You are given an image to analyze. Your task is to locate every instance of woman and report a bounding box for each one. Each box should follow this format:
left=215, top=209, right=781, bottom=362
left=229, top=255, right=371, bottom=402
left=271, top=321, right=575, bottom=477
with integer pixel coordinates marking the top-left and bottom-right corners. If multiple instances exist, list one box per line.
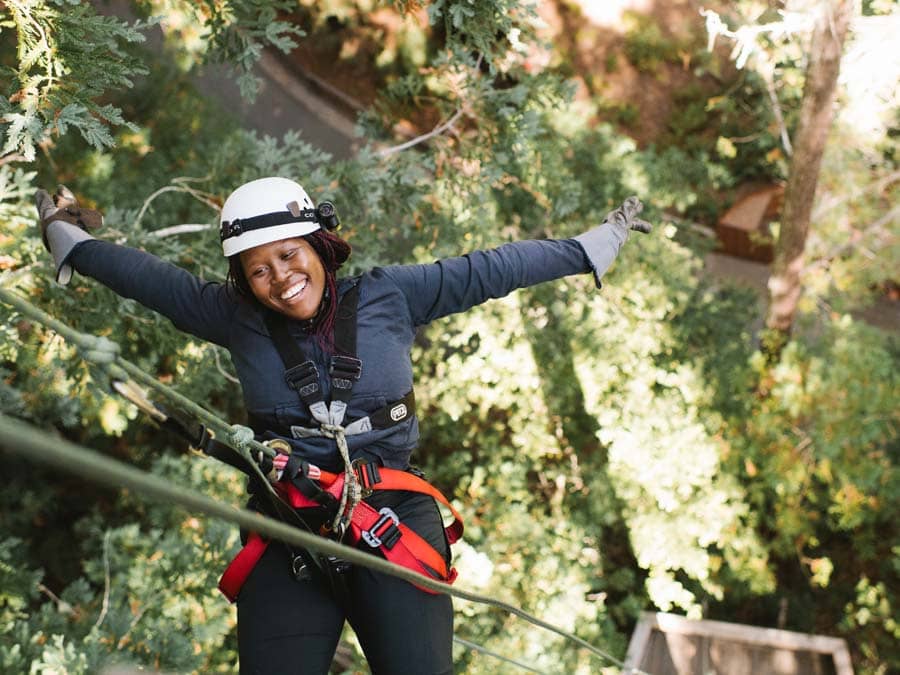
left=35, top=177, right=651, bottom=674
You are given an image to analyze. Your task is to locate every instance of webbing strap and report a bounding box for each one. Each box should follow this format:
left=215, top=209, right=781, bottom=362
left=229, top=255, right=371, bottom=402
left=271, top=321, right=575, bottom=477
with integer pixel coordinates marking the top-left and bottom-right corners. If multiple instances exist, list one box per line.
left=219, top=532, right=268, bottom=602
left=280, top=465, right=463, bottom=577
left=325, top=283, right=360, bottom=415
left=219, top=464, right=462, bottom=599
left=264, top=282, right=361, bottom=424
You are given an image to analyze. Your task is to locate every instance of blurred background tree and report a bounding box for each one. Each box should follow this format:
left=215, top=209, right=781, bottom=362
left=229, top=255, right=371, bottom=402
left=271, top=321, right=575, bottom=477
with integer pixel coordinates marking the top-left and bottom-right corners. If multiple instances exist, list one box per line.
left=1, top=0, right=897, bottom=673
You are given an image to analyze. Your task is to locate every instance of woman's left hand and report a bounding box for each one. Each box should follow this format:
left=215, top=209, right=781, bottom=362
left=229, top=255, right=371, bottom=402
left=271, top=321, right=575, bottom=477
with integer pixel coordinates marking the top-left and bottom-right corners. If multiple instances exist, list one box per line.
left=606, top=196, right=652, bottom=235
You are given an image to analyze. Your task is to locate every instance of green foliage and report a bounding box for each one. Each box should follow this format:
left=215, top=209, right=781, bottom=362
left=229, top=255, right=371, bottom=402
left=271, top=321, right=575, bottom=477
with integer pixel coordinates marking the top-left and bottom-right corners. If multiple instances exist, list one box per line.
left=424, top=0, right=542, bottom=69
left=135, top=0, right=304, bottom=99
left=0, top=1, right=150, bottom=160
left=728, top=318, right=900, bottom=670
left=0, top=457, right=242, bottom=673
left=0, top=0, right=303, bottom=162
left=801, top=126, right=900, bottom=312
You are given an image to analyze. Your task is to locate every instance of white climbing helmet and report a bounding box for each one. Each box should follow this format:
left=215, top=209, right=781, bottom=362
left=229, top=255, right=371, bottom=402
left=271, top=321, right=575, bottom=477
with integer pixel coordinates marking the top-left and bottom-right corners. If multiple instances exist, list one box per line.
left=219, top=177, right=320, bottom=257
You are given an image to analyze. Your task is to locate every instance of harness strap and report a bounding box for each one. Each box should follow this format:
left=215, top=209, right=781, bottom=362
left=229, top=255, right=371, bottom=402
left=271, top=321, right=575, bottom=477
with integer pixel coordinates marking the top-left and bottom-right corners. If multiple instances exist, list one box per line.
left=264, top=283, right=361, bottom=427
left=219, top=532, right=268, bottom=602
left=287, top=464, right=462, bottom=584
left=289, top=389, right=416, bottom=438
left=218, top=463, right=462, bottom=601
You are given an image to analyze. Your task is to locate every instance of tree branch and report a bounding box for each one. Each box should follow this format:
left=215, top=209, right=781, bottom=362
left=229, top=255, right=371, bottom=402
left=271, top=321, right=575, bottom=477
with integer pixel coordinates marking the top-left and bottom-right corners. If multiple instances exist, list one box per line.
left=213, top=346, right=239, bottom=384
left=806, top=203, right=900, bottom=271
left=37, top=582, right=74, bottom=615
left=133, top=177, right=219, bottom=228
left=813, top=170, right=900, bottom=220
left=762, top=65, right=793, bottom=157
left=92, top=530, right=112, bottom=632
left=376, top=108, right=465, bottom=158
left=0, top=153, right=27, bottom=166
left=149, top=224, right=213, bottom=238
left=376, top=55, right=483, bottom=158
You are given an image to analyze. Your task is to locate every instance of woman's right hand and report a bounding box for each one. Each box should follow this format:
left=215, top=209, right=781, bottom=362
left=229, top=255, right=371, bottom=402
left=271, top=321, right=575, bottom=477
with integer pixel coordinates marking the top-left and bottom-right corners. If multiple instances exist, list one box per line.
left=256, top=448, right=290, bottom=483
left=34, top=185, right=103, bottom=285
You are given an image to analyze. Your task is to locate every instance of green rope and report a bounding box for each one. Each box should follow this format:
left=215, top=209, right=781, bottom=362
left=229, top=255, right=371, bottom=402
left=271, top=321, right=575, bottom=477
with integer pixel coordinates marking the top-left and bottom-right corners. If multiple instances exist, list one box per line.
left=0, top=288, right=271, bottom=455
left=0, top=287, right=643, bottom=673
left=453, top=636, right=549, bottom=674
left=0, top=414, right=640, bottom=673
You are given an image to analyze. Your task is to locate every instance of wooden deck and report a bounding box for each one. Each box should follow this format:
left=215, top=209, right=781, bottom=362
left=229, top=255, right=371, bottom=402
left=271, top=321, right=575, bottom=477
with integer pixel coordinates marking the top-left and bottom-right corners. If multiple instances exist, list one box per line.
left=624, top=612, right=853, bottom=675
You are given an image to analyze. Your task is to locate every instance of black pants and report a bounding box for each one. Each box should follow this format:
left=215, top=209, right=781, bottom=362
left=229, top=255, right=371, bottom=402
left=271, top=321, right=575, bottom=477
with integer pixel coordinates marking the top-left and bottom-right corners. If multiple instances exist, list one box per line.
left=236, top=491, right=454, bottom=674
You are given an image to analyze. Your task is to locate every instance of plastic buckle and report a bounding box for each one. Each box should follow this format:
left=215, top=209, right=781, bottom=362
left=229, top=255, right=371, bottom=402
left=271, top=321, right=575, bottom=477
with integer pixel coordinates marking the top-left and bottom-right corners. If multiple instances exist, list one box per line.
left=330, top=355, right=362, bottom=390
left=351, top=458, right=381, bottom=497
left=361, top=507, right=401, bottom=550
left=284, top=360, right=319, bottom=398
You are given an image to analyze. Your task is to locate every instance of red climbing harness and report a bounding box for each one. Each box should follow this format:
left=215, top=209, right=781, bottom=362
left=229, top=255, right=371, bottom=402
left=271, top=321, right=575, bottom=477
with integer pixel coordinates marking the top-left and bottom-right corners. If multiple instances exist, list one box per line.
left=219, top=460, right=463, bottom=601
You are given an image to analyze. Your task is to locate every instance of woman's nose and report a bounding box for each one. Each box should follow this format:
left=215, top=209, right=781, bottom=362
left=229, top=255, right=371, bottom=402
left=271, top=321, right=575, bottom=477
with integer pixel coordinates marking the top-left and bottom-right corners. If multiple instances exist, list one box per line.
left=271, top=260, right=290, bottom=281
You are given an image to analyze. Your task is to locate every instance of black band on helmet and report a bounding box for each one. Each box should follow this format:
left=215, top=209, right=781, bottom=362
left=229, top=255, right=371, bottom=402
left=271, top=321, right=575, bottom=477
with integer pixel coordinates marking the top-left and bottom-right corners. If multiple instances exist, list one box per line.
left=220, top=203, right=340, bottom=242
left=220, top=208, right=318, bottom=242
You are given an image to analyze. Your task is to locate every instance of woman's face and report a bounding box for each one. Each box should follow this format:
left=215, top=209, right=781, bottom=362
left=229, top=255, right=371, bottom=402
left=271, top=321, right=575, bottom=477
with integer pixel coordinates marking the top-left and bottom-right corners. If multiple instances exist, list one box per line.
left=240, top=237, right=326, bottom=320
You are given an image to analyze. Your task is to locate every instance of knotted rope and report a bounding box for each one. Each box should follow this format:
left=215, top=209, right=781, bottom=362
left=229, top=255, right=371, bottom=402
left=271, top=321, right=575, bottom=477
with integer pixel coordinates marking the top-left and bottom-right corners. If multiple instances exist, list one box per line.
left=319, top=422, right=362, bottom=535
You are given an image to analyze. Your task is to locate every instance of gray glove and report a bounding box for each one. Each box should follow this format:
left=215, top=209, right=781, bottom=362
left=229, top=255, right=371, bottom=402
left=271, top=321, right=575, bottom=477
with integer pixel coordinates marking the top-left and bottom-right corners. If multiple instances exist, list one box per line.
left=574, top=196, right=652, bottom=288
left=35, top=186, right=102, bottom=285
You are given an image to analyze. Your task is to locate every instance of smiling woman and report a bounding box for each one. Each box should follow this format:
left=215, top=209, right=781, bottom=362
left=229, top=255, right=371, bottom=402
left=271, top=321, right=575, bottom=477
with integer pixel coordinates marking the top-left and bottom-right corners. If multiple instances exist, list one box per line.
left=241, top=238, right=327, bottom=320
left=222, top=177, right=352, bottom=339
left=34, top=176, right=651, bottom=674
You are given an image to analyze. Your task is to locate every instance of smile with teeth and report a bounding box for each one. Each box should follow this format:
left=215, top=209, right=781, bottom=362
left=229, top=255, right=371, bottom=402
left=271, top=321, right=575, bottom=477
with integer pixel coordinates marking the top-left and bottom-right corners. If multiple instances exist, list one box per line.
left=280, top=279, right=308, bottom=301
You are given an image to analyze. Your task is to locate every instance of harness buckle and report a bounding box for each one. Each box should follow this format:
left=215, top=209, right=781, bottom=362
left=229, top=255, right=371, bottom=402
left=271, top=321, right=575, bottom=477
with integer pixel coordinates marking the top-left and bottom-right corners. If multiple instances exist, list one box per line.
left=361, top=507, right=401, bottom=550
left=351, top=458, right=381, bottom=497
left=284, top=360, right=319, bottom=398
left=329, top=355, right=362, bottom=390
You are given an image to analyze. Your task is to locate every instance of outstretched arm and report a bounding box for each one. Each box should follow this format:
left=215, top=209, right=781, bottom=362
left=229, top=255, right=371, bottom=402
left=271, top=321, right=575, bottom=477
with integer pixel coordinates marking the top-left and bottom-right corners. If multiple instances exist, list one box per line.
left=35, top=187, right=237, bottom=346
left=382, top=197, right=653, bottom=326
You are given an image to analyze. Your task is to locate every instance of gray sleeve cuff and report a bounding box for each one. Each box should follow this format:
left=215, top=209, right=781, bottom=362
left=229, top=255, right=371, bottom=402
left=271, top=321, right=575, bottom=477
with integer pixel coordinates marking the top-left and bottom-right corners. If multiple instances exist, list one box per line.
left=573, top=222, right=628, bottom=289
left=45, top=220, right=96, bottom=285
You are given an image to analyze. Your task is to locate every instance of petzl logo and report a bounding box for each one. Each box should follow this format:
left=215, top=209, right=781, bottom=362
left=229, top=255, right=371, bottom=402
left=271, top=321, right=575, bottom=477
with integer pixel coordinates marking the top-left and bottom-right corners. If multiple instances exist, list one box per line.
left=390, top=404, right=408, bottom=421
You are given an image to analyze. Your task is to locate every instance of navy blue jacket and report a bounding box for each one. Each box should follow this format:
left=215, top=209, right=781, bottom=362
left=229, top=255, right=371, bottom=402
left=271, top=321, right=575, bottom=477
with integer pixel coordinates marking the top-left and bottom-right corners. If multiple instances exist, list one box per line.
left=70, top=236, right=605, bottom=471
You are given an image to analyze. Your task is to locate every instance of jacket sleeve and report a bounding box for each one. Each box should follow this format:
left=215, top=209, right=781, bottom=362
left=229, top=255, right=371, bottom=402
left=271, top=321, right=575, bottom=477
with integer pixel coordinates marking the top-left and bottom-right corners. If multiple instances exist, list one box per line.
left=67, top=239, right=238, bottom=347
left=379, top=238, right=595, bottom=326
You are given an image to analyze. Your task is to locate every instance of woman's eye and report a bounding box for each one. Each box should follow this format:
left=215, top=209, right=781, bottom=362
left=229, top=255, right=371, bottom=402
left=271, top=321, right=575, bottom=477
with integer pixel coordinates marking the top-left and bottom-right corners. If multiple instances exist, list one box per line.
left=251, top=267, right=266, bottom=278
left=282, top=249, right=296, bottom=260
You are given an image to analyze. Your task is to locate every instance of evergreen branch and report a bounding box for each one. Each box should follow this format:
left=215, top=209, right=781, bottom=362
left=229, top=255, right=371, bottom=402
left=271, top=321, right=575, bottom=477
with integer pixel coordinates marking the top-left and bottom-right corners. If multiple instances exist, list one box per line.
left=1, top=2, right=150, bottom=157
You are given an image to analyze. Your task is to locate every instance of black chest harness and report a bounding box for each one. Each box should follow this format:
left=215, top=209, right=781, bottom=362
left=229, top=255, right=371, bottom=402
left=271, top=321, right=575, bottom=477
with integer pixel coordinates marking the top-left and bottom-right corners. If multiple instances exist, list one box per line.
left=216, top=279, right=463, bottom=602
left=259, top=280, right=415, bottom=440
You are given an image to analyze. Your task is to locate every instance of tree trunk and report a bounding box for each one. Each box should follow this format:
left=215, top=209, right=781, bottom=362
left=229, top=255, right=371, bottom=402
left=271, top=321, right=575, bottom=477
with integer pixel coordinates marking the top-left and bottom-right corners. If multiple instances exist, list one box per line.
left=765, top=0, right=854, bottom=342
